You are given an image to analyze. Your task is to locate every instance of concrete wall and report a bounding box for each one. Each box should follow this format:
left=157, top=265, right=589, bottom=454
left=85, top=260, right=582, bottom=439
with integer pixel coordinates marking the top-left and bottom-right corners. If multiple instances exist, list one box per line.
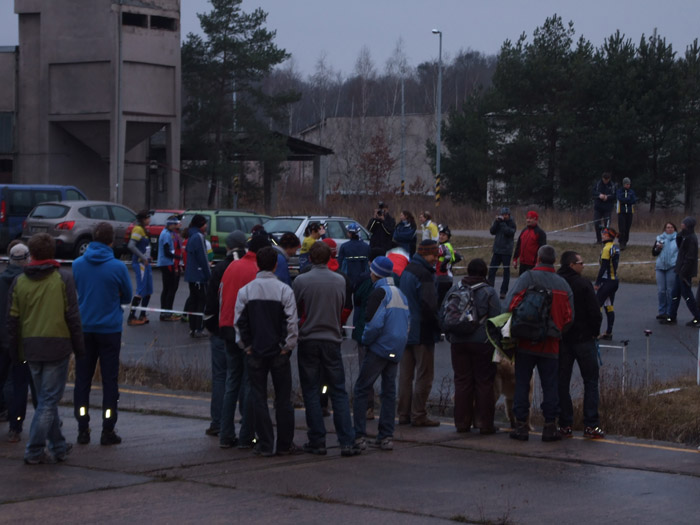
left=0, top=50, right=16, bottom=112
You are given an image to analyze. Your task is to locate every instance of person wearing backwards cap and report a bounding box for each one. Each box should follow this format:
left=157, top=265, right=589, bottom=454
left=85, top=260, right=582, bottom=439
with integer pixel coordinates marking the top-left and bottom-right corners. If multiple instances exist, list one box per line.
left=157, top=216, right=183, bottom=321
left=398, top=239, right=441, bottom=427
left=512, top=211, right=547, bottom=276
left=353, top=256, right=410, bottom=451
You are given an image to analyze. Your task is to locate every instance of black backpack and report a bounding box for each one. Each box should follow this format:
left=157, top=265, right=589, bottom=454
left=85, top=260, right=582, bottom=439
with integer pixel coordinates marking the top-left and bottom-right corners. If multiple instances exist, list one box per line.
left=440, top=282, right=488, bottom=336
left=510, top=285, right=553, bottom=342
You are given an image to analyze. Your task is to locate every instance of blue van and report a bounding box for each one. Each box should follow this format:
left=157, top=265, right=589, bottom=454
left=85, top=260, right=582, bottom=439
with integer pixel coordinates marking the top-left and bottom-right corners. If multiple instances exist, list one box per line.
left=0, top=184, right=88, bottom=253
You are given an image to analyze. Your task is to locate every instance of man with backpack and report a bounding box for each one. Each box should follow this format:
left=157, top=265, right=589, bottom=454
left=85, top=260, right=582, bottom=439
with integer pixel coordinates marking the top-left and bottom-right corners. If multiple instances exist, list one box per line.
left=506, top=245, right=573, bottom=442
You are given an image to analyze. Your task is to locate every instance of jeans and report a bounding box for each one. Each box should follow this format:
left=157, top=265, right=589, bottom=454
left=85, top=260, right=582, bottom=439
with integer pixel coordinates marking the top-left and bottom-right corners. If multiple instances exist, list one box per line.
left=160, top=266, right=180, bottom=311
left=398, top=343, right=435, bottom=423
left=298, top=340, right=355, bottom=447
left=219, top=340, right=254, bottom=445
left=656, top=268, right=675, bottom=316
left=9, top=362, right=37, bottom=433
left=487, top=253, right=511, bottom=295
left=513, top=352, right=559, bottom=423
left=558, top=339, right=600, bottom=428
left=209, top=333, right=227, bottom=430
left=670, top=274, right=700, bottom=321
left=450, top=342, right=496, bottom=431
left=247, top=352, right=295, bottom=453
left=356, top=344, right=375, bottom=411
left=593, top=208, right=612, bottom=244
left=26, top=357, right=70, bottom=461
left=353, top=350, right=398, bottom=440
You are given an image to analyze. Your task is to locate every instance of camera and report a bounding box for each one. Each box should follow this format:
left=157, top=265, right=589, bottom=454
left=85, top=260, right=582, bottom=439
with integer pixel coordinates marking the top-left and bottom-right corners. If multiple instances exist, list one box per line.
left=376, top=209, right=383, bottom=217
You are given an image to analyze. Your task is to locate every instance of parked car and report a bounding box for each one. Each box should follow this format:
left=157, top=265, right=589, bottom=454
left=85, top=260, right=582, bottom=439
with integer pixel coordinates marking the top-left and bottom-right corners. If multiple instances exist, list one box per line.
left=22, top=200, right=136, bottom=259
left=180, top=209, right=270, bottom=258
left=0, top=184, right=87, bottom=253
left=262, top=215, right=371, bottom=273
left=124, top=209, right=185, bottom=255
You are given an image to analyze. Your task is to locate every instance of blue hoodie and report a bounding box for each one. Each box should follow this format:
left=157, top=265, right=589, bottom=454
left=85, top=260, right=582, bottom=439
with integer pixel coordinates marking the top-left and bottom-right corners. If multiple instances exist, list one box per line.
left=73, top=241, right=133, bottom=333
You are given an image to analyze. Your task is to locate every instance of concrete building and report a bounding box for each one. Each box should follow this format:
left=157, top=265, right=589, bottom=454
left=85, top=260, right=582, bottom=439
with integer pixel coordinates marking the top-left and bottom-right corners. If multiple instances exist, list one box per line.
left=0, top=0, right=181, bottom=209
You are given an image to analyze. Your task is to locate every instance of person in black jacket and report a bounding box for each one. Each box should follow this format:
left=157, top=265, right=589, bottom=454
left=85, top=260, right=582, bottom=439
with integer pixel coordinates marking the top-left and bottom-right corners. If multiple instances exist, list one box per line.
left=557, top=251, right=605, bottom=440
left=592, top=172, right=616, bottom=244
left=366, top=201, right=396, bottom=254
left=487, top=207, right=516, bottom=299
left=666, top=216, right=700, bottom=325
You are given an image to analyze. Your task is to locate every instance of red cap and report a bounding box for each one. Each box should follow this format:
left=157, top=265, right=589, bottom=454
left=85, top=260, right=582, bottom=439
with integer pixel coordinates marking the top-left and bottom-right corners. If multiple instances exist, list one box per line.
left=526, top=211, right=539, bottom=220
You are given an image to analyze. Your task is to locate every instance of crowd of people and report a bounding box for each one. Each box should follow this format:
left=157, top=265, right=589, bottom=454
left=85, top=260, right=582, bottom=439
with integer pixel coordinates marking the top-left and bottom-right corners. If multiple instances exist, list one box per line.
left=0, top=189, right=696, bottom=462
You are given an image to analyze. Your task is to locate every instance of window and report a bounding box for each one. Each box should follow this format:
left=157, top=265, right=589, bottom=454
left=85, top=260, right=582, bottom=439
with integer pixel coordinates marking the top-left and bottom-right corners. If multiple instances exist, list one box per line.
left=80, top=205, right=110, bottom=220
left=262, top=218, right=302, bottom=234
left=150, top=16, right=177, bottom=31
left=7, top=190, right=33, bottom=215
left=109, top=205, right=137, bottom=223
left=181, top=213, right=211, bottom=234
left=240, top=216, right=265, bottom=233
left=325, top=221, right=346, bottom=239
left=65, top=189, right=85, bottom=201
left=216, top=216, right=241, bottom=234
left=32, top=190, right=61, bottom=206
left=122, top=12, right=147, bottom=28
left=30, top=204, right=68, bottom=219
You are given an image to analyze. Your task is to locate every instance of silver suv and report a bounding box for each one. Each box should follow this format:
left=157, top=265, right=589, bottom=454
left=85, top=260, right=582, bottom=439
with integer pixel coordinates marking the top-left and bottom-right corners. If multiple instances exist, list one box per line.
left=22, top=200, right=137, bottom=258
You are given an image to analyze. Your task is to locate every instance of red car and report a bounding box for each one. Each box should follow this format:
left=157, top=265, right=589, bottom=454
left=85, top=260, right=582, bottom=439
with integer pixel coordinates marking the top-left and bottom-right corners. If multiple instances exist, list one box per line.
left=124, top=209, right=184, bottom=254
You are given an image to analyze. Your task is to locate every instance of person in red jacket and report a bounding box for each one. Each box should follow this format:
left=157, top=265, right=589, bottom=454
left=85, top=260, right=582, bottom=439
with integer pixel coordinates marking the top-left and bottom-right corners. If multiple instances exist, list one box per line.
left=512, top=211, right=547, bottom=275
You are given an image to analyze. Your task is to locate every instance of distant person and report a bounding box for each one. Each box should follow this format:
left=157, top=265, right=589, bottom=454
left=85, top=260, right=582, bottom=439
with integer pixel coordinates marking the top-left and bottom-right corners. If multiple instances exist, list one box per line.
left=398, top=240, right=441, bottom=427
left=595, top=228, right=620, bottom=340
left=366, top=201, right=395, bottom=253
left=616, top=177, right=636, bottom=250
left=592, top=172, right=616, bottom=244
left=557, top=250, right=605, bottom=440
left=184, top=214, right=211, bottom=338
left=665, top=217, right=700, bottom=326
left=506, top=245, right=573, bottom=443
left=512, top=211, right=546, bottom=275
left=418, top=211, right=439, bottom=242
left=156, top=216, right=182, bottom=321
left=8, top=233, right=84, bottom=464
left=273, top=232, right=301, bottom=285
left=436, top=224, right=462, bottom=306
left=299, top=221, right=325, bottom=272
left=337, top=222, right=370, bottom=288
left=235, top=246, right=300, bottom=456
left=393, top=210, right=417, bottom=256
left=487, top=207, right=516, bottom=299
left=653, top=222, right=678, bottom=321
left=73, top=222, right=133, bottom=446
left=353, top=256, right=410, bottom=452
left=127, top=210, right=153, bottom=326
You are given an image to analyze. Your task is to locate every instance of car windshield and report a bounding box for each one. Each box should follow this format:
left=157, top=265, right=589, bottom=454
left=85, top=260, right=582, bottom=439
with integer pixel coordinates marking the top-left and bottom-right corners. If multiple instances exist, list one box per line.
left=263, top=218, right=303, bottom=233
left=29, top=204, right=69, bottom=219
left=150, top=212, right=178, bottom=226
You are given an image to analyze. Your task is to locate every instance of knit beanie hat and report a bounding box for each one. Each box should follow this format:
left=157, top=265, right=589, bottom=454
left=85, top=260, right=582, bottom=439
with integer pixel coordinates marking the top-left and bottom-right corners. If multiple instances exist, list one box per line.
left=226, top=230, right=247, bottom=250
left=370, top=256, right=393, bottom=278
left=526, top=210, right=538, bottom=220
left=190, top=214, right=207, bottom=229
left=9, top=243, right=29, bottom=262
left=248, top=234, right=271, bottom=253
left=322, top=237, right=338, bottom=256
left=622, top=177, right=631, bottom=185
left=417, top=239, right=439, bottom=256
left=500, top=207, right=510, bottom=215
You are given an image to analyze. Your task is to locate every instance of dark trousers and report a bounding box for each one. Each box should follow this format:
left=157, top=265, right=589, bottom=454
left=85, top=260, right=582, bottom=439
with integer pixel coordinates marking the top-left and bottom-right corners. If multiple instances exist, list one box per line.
left=513, top=352, right=559, bottom=423
left=519, top=263, right=534, bottom=276
left=593, top=208, right=612, bottom=244
left=487, top=253, right=511, bottom=295
left=451, top=342, right=496, bottom=431
left=187, top=281, right=207, bottom=331
left=8, top=362, right=37, bottom=433
left=671, top=274, right=700, bottom=321
left=220, top=339, right=254, bottom=445
left=73, top=332, right=122, bottom=432
left=247, top=352, right=295, bottom=454
left=596, top=279, right=619, bottom=335
left=617, top=213, right=633, bottom=247
left=160, top=266, right=180, bottom=311
left=558, top=339, right=600, bottom=428
left=353, top=350, right=397, bottom=441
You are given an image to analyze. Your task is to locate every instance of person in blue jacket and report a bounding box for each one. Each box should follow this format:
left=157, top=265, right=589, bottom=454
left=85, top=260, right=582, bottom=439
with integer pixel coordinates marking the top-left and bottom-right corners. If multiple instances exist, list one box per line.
left=353, top=256, right=410, bottom=451
left=72, top=222, right=133, bottom=446
left=337, top=222, right=370, bottom=288
left=393, top=210, right=417, bottom=256
left=185, top=214, right=212, bottom=337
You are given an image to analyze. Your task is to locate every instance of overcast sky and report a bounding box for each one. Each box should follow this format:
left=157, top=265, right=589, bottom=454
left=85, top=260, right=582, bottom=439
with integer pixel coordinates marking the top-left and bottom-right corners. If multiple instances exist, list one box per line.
left=1, top=1, right=698, bottom=78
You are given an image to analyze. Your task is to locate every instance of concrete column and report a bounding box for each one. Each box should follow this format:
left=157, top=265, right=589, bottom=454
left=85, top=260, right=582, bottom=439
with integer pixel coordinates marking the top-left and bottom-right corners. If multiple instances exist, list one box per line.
left=166, top=122, right=180, bottom=207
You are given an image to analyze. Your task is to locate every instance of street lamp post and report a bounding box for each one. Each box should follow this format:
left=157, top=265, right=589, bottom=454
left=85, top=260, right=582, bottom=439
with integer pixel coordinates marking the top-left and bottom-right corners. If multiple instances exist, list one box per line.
left=432, top=29, right=442, bottom=207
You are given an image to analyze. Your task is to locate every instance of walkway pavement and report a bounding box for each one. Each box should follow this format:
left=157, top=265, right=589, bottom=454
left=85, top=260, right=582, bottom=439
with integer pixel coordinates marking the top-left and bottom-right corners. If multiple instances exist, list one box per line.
left=1, top=386, right=698, bottom=524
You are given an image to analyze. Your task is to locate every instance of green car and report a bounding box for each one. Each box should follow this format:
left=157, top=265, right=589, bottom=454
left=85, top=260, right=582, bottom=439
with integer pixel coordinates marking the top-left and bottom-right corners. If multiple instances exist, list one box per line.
left=181, top=209, right=270, bottom=259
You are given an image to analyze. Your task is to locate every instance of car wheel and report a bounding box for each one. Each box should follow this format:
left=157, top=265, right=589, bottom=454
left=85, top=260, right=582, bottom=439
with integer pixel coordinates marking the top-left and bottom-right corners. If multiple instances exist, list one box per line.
left=73, top=237, right=91, bottom=259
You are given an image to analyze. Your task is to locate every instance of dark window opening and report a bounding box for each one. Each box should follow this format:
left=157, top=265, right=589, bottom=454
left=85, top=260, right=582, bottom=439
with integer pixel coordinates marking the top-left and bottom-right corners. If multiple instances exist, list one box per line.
left=0, top=159, right=12, bottom=173
left=122, top=12, right=148, bottom=28
left=150, top=16, right=177, bottom=31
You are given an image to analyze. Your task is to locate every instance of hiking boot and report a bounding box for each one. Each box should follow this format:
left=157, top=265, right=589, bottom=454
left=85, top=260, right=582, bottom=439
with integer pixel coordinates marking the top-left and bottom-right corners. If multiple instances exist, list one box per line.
left=127, top=317, right=148, bottom=326
left=302, top=442, right=327, bottom=455
left=7, top=430, right=21, bottom=443
left=340, top=444, right=362, bottom=457
left=354, top=437, right=367, bottom=450
left=509, top=421, right=529, bottom=441
left=411, top=418, right=440, bottom=427
left=100, top=430, right=122, bottom=446
left=373, top=437, right=393, bottom=451
left=542, top=422, right=562, bottom=442
left=56, top=443, right=73, bottom=462
left=276, top=443, right=304, bottom=456
left=559, top=426, right=573, bottom=439
left=253, top=445, right=275, bottom=457
left=686, top=319, right=700, bottom=327
left=77, top=428, right=90, bottom=445
left=584, top=426, right=605, bottom=439
left=205, top=424, right=220, bottom=437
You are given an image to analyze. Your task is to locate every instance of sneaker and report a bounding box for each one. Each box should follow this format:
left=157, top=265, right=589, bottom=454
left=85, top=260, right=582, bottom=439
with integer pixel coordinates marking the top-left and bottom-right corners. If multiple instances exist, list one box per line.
left=219, top=437, right=239, bottom=449
left=167, top=314, right=182, bottom=322
left=253, top=445, right=275, bottom=457
left=559, top=426, right=573, bottom=439
left=509, top=421, right=529, bottom=441
left=411, top=418, right=440, bottom=427
left=237, top=439, right=256, bottom=449
left=656, top=314, right=667, bottom=320
left=7, top=430, right=21, bottom=443
left=205, top=424, right=220, bottom=437
left=340, top=444, right=362, bottom=457
left=660, top=317, right=677, bottom=325
left=584, top=426, right=605, bottom=439
left=354, top=437, right=367, bottom=450
left=77, top=428, right=90, bottom=445
left=598, top=333, right=613, bottom=341
left=24, top=450, right=57, bottom=465
left=366, top=407, right=375, bottom=420
left=127, top=317, right=148, bottom=326
left=686, top=319, right=700, bottom=327
left=302, top=442, right=327, bottom=456
left=139, top=315, right=150, bottom=324
left=542, top=422, right=562, bottom=442
left=56, top=443, right=73, bottom=462
left=375, top=437, right=393, bottom=451
left=276, top=443, right=304, bottom=456
left=100, top=430, right=122, bottom=446
left=189, top=330, right=208, bottom=339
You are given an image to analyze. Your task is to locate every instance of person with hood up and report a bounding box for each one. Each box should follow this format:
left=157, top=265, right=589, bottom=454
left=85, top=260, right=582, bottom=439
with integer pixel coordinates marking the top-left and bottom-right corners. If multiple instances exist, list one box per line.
left=72, top=222, right=133, bottom=446
left=664, top=216, right=700, bottom=326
